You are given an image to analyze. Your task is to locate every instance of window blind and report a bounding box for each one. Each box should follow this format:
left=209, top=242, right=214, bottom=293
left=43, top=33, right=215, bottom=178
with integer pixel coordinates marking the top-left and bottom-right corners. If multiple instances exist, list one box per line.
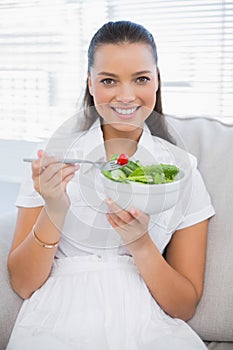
left=0, top=0, right=232, bottom=140
left=0, top=0, right=108, bottom=140
left=108, top=0, right=233, bottom=122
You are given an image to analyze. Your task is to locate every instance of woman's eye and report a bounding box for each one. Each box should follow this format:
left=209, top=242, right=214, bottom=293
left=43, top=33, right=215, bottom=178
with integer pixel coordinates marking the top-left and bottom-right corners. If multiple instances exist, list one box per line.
left=100, top=78, right=115, bottom=85
left=136, top=76, right=150, bottom=84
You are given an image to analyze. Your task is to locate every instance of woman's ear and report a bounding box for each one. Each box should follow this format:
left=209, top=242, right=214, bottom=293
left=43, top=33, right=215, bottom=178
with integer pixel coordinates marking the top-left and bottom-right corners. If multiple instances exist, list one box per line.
left=88, top=74, right=93, bottom=96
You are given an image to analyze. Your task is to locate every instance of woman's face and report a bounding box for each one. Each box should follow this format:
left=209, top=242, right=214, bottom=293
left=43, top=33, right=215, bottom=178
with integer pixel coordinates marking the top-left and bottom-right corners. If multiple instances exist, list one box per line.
left=88, top=42, right=158, bottom=139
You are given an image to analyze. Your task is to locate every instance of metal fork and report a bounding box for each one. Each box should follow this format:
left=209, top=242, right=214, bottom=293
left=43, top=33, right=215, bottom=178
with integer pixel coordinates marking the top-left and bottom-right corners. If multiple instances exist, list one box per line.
left=23, top=158, right=124, bottom=171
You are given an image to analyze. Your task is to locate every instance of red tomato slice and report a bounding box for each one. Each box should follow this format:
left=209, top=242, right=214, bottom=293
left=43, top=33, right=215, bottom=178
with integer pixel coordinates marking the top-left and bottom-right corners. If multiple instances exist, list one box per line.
left=117, top=153, right=129, bottom=165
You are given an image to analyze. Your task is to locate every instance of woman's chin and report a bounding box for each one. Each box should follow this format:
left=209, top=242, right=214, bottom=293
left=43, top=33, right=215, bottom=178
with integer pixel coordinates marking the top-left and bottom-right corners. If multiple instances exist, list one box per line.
left=102, top=115, right=144, bottom=130
left=108, top=121, right=143, bottom=133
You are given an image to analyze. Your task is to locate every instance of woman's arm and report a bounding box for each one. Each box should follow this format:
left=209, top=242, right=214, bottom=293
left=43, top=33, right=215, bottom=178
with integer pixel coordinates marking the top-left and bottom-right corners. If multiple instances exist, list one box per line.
left=131, top=220, right=208, bottom=321
left=106, top=199, right=208, bottom=321
left=7, top=152, right=78, bottom=299
left=7, top=206, right=64, bottom=299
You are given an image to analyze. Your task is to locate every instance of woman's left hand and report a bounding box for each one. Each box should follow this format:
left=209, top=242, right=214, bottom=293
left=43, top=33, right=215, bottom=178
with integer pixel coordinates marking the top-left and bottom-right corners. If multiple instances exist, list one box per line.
left=105, top=198, right=150, bottom=252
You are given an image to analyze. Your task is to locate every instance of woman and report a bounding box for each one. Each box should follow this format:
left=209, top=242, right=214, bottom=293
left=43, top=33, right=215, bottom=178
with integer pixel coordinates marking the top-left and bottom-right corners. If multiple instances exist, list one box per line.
left=7, top=21, right=214, bottom=349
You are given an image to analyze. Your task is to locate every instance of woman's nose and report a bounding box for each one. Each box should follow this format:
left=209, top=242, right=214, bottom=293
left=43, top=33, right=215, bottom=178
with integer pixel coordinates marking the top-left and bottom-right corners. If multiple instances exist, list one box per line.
left=115, top=84, right=136, bottom=103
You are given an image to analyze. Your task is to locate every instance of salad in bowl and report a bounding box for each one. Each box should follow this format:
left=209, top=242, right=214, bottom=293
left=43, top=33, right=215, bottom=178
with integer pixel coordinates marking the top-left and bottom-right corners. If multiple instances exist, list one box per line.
left=101, top=154, right=186, bottom=214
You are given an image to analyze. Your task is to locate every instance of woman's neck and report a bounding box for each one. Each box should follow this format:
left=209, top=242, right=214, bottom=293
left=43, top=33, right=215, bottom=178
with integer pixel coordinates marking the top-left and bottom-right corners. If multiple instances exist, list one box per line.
left=101, top=124, right=143, bottom=160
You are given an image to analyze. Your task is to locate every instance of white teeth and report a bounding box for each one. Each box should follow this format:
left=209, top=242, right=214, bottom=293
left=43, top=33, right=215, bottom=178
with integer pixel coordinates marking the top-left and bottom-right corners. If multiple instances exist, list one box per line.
left=114, top=107, right=137, bottom=115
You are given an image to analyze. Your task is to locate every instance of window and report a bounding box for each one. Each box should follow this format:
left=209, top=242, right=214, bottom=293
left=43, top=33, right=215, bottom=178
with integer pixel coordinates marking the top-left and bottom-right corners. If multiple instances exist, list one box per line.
left=0, top=0, right=232, bottom=140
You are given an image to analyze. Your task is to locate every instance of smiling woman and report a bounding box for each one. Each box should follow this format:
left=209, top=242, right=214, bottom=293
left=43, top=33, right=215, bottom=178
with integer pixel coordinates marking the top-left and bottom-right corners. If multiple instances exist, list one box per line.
left=6, top=21, right=215, bottom=350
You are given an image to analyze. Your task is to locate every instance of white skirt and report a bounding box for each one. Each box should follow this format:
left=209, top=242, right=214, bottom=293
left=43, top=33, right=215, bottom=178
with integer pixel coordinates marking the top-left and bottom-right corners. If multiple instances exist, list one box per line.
left=7, top=255, right=207, bottom=350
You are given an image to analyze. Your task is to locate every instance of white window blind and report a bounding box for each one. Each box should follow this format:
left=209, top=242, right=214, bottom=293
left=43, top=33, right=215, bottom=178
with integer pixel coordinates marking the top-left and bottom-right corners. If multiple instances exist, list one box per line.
left=0, top=0, right=108, bottom=140
left=0, top=0, right=232, bottom=141
left=108, top=0, right=233, bottom=122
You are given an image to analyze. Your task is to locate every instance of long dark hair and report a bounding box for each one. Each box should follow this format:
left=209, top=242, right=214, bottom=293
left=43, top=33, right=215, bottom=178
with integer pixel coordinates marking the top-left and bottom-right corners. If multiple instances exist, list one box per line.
left=82, top=20, right=174, bottom=143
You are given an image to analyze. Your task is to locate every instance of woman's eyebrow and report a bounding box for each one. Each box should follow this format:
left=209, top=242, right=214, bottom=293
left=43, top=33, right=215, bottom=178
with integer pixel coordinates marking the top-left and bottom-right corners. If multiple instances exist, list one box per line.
left=97, top=72, right=118, bottom=77
left=132, top=70, right=152, bottom=76
left=97, top=70, right=152, bottom=77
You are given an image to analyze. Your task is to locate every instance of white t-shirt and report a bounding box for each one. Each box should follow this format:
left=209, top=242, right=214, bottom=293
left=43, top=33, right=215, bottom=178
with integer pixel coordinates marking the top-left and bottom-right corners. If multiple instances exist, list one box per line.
left=16, top=119, right=215, bottom=258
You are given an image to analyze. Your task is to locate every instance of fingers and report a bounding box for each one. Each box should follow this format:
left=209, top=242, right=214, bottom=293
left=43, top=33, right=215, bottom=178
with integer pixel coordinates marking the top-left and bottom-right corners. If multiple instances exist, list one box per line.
left=32, top=151, right=58, bottom=177
left=32, top=150, right=77, bottom=178
left=106, top=199, right=149, bottom=241
left=105, top=198, right=150, bottom=249
left=105, top=198, right=133, bottom=224
left=105, top=198, right=149, bottom=226
left=128, top=207, right=149, bottom=226
left=40, top=162, right=77, bottom=182
left=32, top=149, right=79, bottom=194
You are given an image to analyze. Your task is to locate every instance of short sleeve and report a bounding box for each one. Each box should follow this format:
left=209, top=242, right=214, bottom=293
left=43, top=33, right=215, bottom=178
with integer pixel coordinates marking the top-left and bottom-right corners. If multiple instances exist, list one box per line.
left=15, top=171, right=44, bottom=208
left=15, top=145, right=45, bottom=208
left=176, top=155, right=215, bottom=230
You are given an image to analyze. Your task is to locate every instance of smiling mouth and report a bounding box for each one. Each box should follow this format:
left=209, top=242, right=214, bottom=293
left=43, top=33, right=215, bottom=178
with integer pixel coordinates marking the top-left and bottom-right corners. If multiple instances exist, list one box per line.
left=111, top=106, right=140, bottom=115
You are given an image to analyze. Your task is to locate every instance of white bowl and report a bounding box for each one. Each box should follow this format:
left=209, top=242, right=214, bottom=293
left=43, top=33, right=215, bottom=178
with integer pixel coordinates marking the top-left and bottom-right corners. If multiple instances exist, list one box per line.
left=100, top=170, right=187, bottom=215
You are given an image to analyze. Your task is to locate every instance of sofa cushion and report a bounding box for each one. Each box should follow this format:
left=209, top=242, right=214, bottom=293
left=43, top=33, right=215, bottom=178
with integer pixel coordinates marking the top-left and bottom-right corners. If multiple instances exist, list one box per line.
left=0, top=211, right=23, bottom=350
left=206, top=342, right=233, bottom=350
left=167, top=115, right=233, bottom=342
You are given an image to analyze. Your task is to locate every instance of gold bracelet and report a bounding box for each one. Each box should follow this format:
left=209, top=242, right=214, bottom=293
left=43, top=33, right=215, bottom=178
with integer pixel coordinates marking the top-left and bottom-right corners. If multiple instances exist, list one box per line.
left=31, top=225, right=60, bottom=249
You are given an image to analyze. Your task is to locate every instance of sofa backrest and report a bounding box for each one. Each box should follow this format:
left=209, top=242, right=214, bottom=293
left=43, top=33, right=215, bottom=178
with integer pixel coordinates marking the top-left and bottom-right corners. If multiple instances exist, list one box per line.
left=167, top=115, right=233, bottom=342
left=0, top=139, right=38, bottom=214
left=0, top=211, right=23, bottom=350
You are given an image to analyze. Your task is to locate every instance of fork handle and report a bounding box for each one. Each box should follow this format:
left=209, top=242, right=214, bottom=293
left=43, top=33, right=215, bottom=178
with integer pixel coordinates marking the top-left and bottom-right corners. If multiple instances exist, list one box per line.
left=23, top=158, right=101, bottom=166
left=57, top=159, right=96, bottom=165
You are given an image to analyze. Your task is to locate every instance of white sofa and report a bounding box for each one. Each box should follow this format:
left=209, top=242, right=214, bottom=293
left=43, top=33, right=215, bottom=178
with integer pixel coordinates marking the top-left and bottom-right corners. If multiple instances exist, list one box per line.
left=0, top=115, right=233, bottom=350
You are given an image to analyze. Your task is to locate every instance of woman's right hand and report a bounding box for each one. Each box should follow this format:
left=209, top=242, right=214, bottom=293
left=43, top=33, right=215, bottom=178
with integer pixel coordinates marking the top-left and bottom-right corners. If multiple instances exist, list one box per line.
left=32, top=150, right=79, bottom=213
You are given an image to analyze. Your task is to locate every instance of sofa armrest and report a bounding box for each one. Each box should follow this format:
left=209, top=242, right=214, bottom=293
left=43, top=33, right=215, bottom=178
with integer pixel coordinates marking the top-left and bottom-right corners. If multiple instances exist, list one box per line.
left=0, top=211, right=23, bottom=350
left=167, top=115, right=233, bottom=342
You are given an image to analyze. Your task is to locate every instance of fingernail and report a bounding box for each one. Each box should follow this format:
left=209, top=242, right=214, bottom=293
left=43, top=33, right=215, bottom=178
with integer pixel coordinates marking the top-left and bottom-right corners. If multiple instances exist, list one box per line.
left=37, top=149, right=44, bottom=158
left=129, top=207, right=136, bottom=215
